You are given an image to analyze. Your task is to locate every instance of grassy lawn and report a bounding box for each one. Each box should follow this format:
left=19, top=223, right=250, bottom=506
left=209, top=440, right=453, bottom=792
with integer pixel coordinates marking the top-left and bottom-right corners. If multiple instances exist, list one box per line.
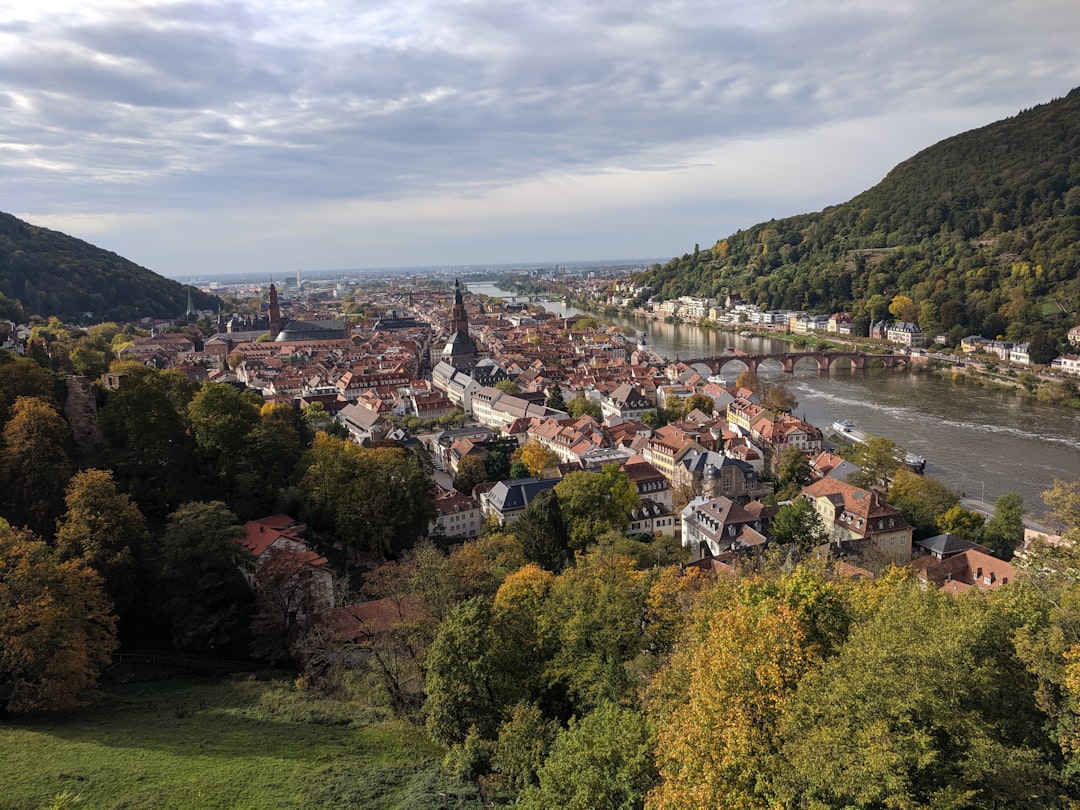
left=0, top=677, right=481, bottom=810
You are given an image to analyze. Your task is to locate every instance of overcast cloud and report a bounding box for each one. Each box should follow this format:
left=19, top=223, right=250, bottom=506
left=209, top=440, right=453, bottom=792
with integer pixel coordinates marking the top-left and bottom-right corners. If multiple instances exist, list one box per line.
left=4, top=0, right=1080, bottom=277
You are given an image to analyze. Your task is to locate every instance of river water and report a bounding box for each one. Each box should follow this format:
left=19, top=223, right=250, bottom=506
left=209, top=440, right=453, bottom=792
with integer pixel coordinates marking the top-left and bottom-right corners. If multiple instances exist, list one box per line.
left=469, top=283, right=1080, bottom=516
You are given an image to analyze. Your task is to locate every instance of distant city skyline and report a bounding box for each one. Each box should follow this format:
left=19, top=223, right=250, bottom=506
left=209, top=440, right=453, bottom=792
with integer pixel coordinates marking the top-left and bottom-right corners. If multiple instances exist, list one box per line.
left=5, top=0, right=1080, bottom=278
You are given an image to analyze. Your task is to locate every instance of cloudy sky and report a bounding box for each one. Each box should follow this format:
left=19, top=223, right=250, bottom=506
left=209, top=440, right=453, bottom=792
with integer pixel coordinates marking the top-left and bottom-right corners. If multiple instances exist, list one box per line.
left=4, top=0, right=1080, bottom=278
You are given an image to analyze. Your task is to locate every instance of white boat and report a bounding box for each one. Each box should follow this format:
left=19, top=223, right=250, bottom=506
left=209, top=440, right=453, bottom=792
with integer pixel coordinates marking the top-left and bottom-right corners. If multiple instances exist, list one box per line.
left=832, top=419, right=926, bottom=474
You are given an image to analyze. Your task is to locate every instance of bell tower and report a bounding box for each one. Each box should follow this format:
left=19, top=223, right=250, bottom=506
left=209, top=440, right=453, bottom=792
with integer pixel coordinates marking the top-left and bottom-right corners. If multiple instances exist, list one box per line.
left=268, top=281, right=281, bottom=339
left=450, top=278, right=469, bottom=336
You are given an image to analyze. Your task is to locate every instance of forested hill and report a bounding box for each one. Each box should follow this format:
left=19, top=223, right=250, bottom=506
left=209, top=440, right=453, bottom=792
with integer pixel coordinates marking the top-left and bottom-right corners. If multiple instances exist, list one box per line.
left=640, top=87, right=1080, bottom=343
left=0, top=212, right=218, bottom=322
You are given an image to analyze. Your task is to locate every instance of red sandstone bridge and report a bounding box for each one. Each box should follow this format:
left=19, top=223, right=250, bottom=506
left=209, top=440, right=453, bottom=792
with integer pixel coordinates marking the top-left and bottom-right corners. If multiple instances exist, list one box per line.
left=680, top=350, right=913, bottom=375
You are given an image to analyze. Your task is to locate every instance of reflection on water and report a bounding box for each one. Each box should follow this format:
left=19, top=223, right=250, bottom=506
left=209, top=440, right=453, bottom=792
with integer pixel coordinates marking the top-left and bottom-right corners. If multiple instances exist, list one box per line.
left=469, top=283, right=1080, bottom=513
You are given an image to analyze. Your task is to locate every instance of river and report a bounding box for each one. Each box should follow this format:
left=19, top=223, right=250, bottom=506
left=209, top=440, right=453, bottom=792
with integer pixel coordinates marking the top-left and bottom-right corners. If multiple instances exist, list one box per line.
left=468, top=283, right=1080, bottom=517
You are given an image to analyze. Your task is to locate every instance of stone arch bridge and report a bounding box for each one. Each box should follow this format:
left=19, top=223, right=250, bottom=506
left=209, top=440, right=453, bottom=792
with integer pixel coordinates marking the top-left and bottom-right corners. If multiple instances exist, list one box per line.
left=681, top=350, right=914, bottom=375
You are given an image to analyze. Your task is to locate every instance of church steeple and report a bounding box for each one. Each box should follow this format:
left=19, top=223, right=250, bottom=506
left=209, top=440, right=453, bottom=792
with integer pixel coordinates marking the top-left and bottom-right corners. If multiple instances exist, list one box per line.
left=450, top=278, right=469, bottom=335
left=268, top=281, right=281, bottom=339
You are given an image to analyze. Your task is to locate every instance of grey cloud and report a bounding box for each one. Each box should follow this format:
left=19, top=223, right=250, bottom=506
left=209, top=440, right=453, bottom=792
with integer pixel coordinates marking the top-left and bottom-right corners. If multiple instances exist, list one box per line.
left=5, top=0, right=1080, bottom=220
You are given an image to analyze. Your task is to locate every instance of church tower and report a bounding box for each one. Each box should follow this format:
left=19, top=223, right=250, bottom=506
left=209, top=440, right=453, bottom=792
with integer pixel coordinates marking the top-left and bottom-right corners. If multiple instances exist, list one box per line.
left=268, top=282, right=281, bottom=339
left=442, top=278, right=477, bottom=369
left=450, top=278, right=469, bottom=336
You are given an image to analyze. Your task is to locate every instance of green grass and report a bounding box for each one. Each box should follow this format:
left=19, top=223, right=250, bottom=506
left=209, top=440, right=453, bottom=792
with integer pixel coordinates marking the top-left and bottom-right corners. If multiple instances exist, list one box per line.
left=0, top=678, right=482, bottom=810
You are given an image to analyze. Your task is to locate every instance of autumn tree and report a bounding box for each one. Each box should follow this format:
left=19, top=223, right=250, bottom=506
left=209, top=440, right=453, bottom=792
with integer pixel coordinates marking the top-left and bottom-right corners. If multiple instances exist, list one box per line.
left=683, top=392, right=714, bottom=416
left=554, top=465, right=639, bottom=551
left=0, top=395, right=71, bottom=537
left=518, top=441, right=560, bottom=476
left=157, top=501, right=254, bottom=655
left=0, top=353, right=57, bottom=427
left=777, top=579, right=1059, bottom=808
left=0, top=522, right=117, bottom=713
left=249, top=546, right=329, bottom=665
left=54, top=469, right=150, bottom=627
left=647, top=568, right=851, bottom=809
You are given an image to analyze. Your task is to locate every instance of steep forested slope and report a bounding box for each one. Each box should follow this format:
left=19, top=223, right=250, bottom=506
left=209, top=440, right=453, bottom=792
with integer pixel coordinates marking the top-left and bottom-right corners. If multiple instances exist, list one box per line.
left=641, top=88, right=1080, bottom=343
left=0, top=212, right=218, bottom=322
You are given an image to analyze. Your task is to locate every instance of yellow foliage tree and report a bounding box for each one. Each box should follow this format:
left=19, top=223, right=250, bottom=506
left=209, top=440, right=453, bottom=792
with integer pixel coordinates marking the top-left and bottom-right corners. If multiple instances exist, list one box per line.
left=0, top=524, right=117, bottom=713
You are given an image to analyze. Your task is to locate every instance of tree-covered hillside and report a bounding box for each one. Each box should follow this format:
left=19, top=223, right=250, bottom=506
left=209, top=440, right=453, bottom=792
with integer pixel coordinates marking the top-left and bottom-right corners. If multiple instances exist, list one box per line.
left=641, top=88, right=1080, bottom=344
left=0, top=212, right=217, bottom=322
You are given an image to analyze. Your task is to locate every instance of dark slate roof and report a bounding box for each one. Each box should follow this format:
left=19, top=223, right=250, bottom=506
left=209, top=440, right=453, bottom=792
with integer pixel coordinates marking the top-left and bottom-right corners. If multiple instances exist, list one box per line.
left=485, top=477, right=559, bottom=513
left=915, top=532, right=983, bottom=558
left=275, top=319, right=347, bottom=341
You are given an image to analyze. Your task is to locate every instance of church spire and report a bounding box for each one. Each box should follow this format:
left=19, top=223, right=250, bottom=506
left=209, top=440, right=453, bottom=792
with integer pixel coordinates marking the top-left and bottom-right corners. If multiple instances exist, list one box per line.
left=450, top=278, right=469, bottom=335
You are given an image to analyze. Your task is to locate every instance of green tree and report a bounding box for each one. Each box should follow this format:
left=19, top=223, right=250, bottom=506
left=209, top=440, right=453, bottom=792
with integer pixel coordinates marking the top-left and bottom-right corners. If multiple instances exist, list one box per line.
left=97, top=367, right=198, bottom=521
left=495, top=379, right=522, bottom=395
left=774, top=446, right=812, bottom=500
left=982, top=492, right=1025, bottom=560
left=0, top=396, right=71, bottom=537
left=424, top=596, right=526, bottom=746
left=187, top=382, right=260, bottom=483
left=937, top=503, right=986, bottom=539
left=887, top=467, right=959, bottom=537
left=540, top=554, right=648, bottom=713
left=454, top=454, right=489, bottom=496
left=0, top=354, right=57, bottom=427
left=545, top=386, right=567, bottom=412
left=554, top=465, right=640, bottom=551
left=566, top=395, right=603, bottom=421
left=0, top=522, right=117, bottom=713
left=513, top=489, right=571, bottom=572
left=683, top=393, right=714, bottom=416
left=54, top=469, right=150, bottom=626
left=157, top=501, right=254, bottom=655
left=519, top=702, right=657, bottom=810
left=847, top=435, right=900, bottom=489
left=770, top=498, right=829, bottom=555
left=778, top=579, right=1059, bottom=808
left=299, top=435, right=435, bottom=559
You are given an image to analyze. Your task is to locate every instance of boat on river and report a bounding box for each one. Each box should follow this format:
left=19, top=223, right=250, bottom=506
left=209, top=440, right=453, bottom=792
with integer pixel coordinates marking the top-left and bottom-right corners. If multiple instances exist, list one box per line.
left=830, top=420, right=926, bottom=474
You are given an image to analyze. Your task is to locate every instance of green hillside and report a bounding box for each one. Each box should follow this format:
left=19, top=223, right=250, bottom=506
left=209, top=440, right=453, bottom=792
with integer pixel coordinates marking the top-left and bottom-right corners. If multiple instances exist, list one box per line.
left=641, top=88, right=1080, bottom=344
left=0, top=212, right=217, bottom=322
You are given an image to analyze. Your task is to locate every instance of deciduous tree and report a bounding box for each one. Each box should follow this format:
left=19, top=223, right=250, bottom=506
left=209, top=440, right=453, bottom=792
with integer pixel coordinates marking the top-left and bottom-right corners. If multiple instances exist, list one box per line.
left=554, top=465, right=639, bottom=551
left=519, top=702, right=657, bottom=810
left=0, top=523, right=117, bottom=713
left=770, top=498, right=829, bottom=555
left=54, top=468, right=150, bottom=624
left=0, top=395, right=71, bottom=537
left=518, top=441, right=560, bottom=476
left=157, top=501, right=254, bottom=655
